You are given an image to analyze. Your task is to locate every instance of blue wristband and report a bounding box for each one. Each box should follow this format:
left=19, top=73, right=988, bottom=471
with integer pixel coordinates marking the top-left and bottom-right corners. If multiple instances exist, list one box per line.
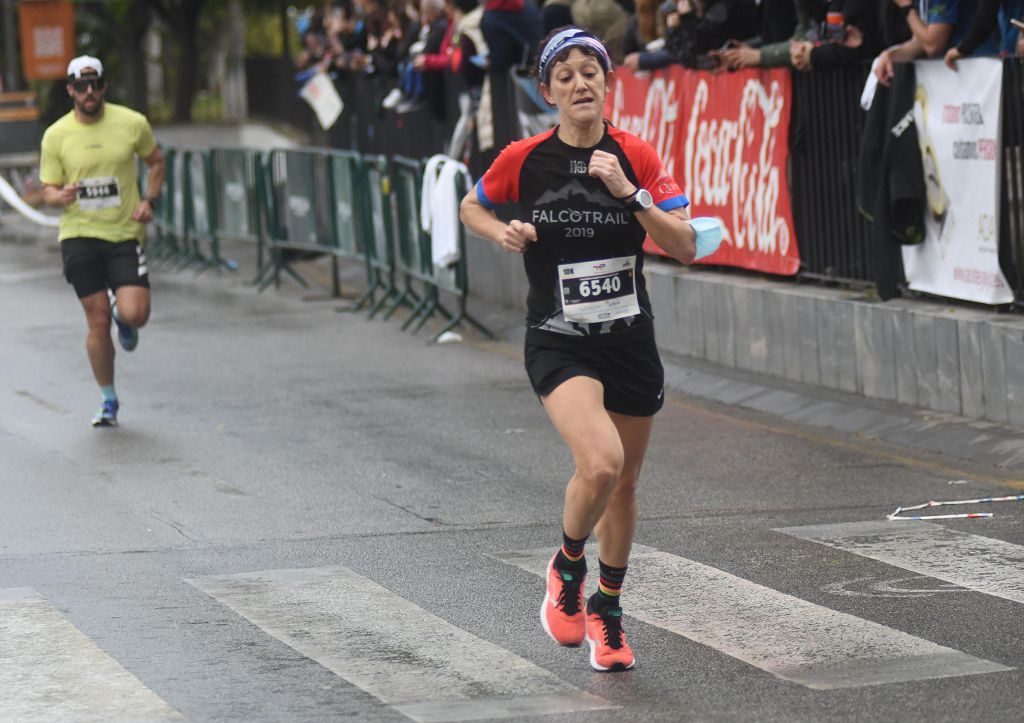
left=691, top=217, right=723, bottom=260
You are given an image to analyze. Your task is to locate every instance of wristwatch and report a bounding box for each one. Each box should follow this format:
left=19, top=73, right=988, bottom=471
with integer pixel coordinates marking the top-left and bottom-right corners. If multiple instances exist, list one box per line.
left=145, top=196, right=159, bottom=210
left=626, top=188, right=653, bottom=212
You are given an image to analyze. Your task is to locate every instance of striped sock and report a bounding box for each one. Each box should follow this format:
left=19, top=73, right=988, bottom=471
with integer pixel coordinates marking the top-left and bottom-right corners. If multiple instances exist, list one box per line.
left=595, top=559, right=627, bottom=605
left=555, top=530, right=588, bottom=569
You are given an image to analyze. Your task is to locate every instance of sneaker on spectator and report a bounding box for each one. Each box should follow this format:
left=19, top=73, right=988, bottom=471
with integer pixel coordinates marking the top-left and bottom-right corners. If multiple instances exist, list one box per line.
left=396, top=98, right=425, bottom=114
left=382, top=87, right=404, bottom=109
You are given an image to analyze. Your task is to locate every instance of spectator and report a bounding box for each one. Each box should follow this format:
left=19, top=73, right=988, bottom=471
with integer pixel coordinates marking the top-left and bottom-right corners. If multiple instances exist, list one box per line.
left=295, top=7, right=330, bottom=72
left=366, top=2, right=413, bottom=78
left=759, top=0, right=797, bottom=42
left=875, top=0, right=999, bottom=85
left=482, top=0, right=544, bottom=70
left=621, top=0, right=675, bottom=71
left=451, top=0, right=489, bottom=89
left=944, top=0, right=1024, bottom=68
left=409, top=0, right=452, bottom=117
left=664, top=0, right=759, bottom=69
left=719, top=1, right=809, bottom=69
left=720, top=0, right=880, bottom=71
left=789, top=0, right=883, bottom=72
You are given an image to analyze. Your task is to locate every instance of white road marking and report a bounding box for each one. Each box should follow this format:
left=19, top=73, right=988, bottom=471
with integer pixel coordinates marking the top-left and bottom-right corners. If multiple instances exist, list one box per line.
left=0, top=587, right=183, bottom=722
left=187, top=567, right=614, bottom=722
left=778, top=520, right=1024, bottom=605
left=493, top=546, right=1011, bottom=690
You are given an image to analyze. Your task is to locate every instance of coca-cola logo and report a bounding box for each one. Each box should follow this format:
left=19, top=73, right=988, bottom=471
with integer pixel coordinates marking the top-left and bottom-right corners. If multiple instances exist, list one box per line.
left=609, top=71, right=793, bottom=261
left=609, top=77, right=680, bottom=177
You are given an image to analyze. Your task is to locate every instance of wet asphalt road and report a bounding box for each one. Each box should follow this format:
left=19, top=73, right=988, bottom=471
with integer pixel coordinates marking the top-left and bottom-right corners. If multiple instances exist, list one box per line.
left=2, top=219, right=1023, bottom=722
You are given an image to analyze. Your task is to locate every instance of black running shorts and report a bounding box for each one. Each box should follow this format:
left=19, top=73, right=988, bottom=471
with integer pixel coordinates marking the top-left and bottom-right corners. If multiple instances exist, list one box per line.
left=524, top=335, right=665, bottom=417
left=61, top=237, right=149, bottom=298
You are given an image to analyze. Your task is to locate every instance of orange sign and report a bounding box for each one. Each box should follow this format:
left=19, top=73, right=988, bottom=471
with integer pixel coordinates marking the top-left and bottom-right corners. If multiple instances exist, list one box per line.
left=18, top=1, right=76, bottom=81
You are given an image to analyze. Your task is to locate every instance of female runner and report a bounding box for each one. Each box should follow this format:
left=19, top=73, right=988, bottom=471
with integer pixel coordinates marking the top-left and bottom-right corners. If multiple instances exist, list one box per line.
left=460, top=26, right=699, bottom=671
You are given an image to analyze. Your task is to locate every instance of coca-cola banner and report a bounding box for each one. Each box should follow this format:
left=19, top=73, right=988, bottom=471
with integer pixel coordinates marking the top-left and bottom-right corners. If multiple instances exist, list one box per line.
left=607, top=67, right=799, bottom=276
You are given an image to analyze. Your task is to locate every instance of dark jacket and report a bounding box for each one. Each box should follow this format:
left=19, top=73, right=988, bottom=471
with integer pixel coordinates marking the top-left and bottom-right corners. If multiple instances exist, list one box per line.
left=857, top=63, right=923, bottom=300
left=665, top=0, right=760, bottom=67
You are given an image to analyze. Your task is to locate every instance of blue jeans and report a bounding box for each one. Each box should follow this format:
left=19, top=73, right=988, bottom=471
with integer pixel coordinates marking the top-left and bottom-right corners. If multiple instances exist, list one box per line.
left=482, top=0, right=544, bottom=70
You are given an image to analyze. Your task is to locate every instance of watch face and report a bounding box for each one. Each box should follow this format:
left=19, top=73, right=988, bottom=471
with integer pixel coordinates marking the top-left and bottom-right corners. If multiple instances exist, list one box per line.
left=637, top=189, right=653, bottom=209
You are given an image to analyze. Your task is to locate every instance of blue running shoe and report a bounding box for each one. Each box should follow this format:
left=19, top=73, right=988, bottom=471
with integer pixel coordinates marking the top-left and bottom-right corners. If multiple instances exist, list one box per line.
left=115, top=318, right=139, bottom=351
left=109, top=291, right=139, bottom=351
left=91, top=399, right=119, bottom=428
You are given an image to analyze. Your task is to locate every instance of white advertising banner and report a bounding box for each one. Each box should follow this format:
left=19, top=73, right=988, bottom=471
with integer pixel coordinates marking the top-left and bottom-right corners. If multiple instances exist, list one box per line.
left=903, top=58, right=1012, bottom=304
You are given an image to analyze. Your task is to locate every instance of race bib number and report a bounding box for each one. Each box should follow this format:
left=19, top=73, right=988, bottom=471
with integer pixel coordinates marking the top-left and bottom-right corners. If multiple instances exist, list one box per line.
left=77, top=176, right=121, bottom=210
left=558, top=255, right=640, bottom=323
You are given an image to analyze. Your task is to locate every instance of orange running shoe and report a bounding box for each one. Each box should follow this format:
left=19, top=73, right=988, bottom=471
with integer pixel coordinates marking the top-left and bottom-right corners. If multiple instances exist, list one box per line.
left=540, top=554, right=586, bottom=646
left=585, top=599, right=635, bottom=671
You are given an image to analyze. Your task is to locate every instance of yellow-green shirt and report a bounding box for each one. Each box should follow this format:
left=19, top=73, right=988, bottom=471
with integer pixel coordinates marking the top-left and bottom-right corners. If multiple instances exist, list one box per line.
left=39, top=103, right=157, bottom=243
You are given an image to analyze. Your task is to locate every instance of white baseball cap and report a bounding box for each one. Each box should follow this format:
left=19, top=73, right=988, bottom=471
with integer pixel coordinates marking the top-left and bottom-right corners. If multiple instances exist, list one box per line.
left=67, top=55, right=103, bottom=79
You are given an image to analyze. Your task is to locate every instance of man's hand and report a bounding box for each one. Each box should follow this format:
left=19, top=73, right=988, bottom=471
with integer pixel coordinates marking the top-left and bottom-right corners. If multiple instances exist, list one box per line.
left=874, top=49, right=895, bottom=86
left=500, top=220, right=537, bottom=253
left=131, top=199, right=154, bottom=223
left=588, top=150, right=634, bottom=199
left=790, top=40, right=813, bottom=72
left=43, top=183, right=77, bottom=208
left=623, top=52, right=641, bottom=72
left=720, top=45, right=759, bottom=70
left=944, top=46, right=962, bottom=70
left=412, top=54, right=426, bottom=71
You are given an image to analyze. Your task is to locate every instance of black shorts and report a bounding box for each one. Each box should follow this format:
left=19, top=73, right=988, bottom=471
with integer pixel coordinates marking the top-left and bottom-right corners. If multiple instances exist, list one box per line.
left=61, top=237, right=149, bottom=299
left=524, top=335, right=665, bottom=417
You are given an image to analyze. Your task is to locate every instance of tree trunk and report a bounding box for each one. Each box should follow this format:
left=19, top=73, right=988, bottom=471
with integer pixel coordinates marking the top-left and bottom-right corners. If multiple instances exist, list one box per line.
left=172, top=0, right=204, bottom=122
left=121, top=1, right=153, bottom=113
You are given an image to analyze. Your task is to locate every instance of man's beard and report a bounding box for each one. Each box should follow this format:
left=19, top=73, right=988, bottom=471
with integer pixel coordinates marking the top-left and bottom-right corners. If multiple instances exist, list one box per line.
left=76, top=97, right=103, bottom=116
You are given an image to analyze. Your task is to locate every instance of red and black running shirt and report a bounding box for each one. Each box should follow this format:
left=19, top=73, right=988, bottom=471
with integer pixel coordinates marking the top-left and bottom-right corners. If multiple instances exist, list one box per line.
left=476, top=122, right=688, bottom=348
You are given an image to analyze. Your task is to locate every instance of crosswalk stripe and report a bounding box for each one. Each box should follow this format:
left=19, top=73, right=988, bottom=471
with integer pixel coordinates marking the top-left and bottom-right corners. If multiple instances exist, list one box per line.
left=0, top=587, right=184, bottom=722
left=493, top=546, right=1012, bottom=690
left=187, top=567, right=614, bottom=722
left=777, top=520, right=1024, bottom=605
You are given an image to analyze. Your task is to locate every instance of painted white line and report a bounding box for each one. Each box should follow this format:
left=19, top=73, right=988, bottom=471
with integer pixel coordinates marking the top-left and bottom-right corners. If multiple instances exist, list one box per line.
left=493, top=546, right=1011, bottom=690
left=778, top=520, right=1024, bottom=604
left=187, top=566, right=613, bottom=722
left=0, top=588, right=183, bottom=722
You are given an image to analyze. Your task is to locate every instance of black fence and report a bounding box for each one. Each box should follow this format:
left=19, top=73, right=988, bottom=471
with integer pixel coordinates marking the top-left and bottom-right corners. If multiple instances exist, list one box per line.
left=248, top=57, right=1024, bottom=308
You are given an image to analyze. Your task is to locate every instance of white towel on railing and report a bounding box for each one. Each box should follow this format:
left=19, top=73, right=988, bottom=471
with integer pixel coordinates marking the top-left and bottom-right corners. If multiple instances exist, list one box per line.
left=421, top=154, right=473, bottom=268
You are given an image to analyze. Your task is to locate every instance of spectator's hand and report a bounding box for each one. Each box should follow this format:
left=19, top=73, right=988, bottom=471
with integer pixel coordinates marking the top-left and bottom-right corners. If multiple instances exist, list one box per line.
left=588, top=150, right=633, bottom=199
left=412, top=54, right=427, bottom=71
left=720, top=45, right=759, bottom=70
left=875, top=49, right=895, bottom=86
left=665, top=11, right=680, bottom=29
left=944, top=46, right=962, bottom=70
left=623, top=53, right=641, bottom=72
left=843, top=25, right=863, bottom=48
left=790, top=41, right=813, bottom=72
left=501, top=220, right=537, bottom=253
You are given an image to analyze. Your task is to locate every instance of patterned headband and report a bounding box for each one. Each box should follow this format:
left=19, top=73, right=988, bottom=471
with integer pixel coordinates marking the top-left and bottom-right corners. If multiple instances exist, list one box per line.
left=538, top=28, right=611, bottom=84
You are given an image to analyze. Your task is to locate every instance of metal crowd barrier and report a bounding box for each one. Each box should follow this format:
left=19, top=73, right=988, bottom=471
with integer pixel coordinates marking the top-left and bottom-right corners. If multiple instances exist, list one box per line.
left=150, top=141, right=492, bottom=338
left=390, top=156, right=494, bottom=339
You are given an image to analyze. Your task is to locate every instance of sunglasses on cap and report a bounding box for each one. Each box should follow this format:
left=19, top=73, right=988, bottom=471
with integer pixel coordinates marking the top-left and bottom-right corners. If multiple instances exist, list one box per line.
left=71, top=77, right=106, bottom=93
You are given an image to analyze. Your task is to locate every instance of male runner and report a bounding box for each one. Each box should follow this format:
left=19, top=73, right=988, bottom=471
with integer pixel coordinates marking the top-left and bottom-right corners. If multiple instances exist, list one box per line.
left=40, top=55, right=165, bottom=427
